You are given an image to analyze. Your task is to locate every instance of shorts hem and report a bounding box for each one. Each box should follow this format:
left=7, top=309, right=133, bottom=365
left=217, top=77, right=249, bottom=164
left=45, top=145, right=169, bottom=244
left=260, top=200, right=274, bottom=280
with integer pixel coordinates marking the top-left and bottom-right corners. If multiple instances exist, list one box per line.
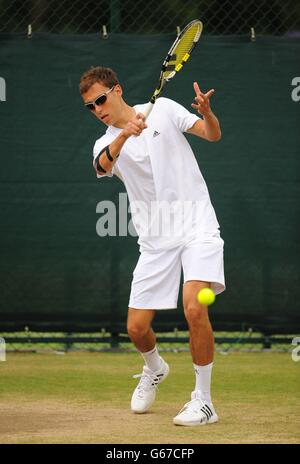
left=183, top=278, right=226, bottom=296
left=128, top=300, right=178, bottom=310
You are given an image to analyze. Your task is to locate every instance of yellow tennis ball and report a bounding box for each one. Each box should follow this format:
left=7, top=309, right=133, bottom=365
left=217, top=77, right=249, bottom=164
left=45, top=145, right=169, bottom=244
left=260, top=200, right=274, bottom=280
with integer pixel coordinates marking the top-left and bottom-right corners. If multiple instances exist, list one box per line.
left=197, top=288, right=215, bottom=306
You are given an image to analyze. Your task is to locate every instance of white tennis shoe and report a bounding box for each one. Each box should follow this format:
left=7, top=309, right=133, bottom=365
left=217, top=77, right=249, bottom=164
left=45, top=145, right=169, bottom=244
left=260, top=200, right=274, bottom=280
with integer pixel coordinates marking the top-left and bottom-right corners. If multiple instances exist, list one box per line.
left=131, top=358, right=169, bottom=414
left=173, top=391, right=219, bottom=426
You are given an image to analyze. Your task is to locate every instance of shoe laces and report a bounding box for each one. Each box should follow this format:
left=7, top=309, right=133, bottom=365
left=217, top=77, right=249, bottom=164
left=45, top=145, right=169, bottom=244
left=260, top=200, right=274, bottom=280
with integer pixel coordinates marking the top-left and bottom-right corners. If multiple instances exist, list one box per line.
left=178, top=398, right=213, bottom=422
left=178, top=398, right=205, bottom=416
left=133, top=371, right=160, bottom=394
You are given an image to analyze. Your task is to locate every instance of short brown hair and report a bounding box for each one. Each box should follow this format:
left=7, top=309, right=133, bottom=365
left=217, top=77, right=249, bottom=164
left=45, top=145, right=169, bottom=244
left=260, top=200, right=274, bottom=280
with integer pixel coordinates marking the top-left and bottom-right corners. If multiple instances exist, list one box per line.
left=79, top=66, right=119, bottom=95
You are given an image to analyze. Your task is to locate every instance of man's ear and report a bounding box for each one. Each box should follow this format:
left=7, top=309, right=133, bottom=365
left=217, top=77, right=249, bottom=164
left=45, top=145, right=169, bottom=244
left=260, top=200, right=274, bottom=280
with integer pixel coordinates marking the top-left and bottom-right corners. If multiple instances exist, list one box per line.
left=115, top=84, right=122, bottom=96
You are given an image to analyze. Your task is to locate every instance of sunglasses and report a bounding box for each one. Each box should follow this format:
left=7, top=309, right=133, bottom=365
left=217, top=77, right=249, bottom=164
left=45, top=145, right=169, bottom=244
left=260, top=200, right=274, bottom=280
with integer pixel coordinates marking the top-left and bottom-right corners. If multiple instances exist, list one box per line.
left=84, top=85, right=115, bottom=111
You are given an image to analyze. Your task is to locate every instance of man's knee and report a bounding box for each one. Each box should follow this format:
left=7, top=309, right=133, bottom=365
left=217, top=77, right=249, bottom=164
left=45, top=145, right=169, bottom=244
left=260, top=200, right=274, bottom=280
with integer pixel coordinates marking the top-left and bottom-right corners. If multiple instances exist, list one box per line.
left=127, top=308, right=155, bottom=340
left=184, top=303, right=210, bottom=327
left=127, top=320, right=151, bottom=340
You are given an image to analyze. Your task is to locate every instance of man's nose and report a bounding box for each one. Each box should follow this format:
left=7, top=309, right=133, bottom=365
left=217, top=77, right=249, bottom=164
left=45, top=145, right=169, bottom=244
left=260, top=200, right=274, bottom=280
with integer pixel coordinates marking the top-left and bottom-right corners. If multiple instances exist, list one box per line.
left=95, top=104, right=102, bottom=114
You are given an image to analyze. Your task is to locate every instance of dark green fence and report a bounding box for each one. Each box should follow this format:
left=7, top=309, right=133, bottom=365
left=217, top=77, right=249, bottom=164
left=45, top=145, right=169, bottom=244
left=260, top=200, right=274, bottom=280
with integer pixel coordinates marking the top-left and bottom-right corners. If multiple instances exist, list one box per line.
left=0, top=34, right=299, bottom=335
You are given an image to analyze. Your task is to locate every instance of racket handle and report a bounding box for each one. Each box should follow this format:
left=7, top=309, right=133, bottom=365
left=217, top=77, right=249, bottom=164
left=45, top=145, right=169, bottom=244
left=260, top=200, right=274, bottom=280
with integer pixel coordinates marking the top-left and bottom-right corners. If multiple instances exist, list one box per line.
left=143, top=102, right=154, bottom=120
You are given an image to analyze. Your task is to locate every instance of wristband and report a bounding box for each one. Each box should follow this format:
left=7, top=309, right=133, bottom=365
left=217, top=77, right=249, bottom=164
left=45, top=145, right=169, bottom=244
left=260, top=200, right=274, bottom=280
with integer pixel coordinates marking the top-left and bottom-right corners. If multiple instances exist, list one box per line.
left=94, top=153, right=107, bottom=173
left=100, top=145, right=114, bottom=162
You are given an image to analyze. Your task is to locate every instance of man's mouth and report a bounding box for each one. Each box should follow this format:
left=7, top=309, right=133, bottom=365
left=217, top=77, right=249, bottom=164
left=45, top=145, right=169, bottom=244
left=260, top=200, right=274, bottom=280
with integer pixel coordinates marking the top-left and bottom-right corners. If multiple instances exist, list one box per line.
left=101, top=114, right=109, bottom=121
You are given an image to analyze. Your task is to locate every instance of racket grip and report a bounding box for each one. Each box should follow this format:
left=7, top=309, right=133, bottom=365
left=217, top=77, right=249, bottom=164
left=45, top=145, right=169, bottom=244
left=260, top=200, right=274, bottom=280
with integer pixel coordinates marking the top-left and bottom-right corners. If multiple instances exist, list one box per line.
left=143, top=102, right=154, bottom=120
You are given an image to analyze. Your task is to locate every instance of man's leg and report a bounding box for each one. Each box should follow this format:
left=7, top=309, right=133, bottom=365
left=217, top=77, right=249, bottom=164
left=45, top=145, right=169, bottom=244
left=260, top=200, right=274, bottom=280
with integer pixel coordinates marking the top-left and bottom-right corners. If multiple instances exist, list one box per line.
left=182, top=281, right=214, bottom=366
left=127, top=307, right=161, bottom=372
left=127, top=308, right=169, bottom=413
left=173, top=280, right=218, bottom=426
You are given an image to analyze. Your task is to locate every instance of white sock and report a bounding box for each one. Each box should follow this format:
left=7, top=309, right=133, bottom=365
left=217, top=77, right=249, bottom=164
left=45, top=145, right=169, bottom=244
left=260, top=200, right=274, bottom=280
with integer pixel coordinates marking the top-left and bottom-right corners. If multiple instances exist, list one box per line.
left=193, top=362, right=213, bottom=403
left=140, top=346, right=162, bottom=372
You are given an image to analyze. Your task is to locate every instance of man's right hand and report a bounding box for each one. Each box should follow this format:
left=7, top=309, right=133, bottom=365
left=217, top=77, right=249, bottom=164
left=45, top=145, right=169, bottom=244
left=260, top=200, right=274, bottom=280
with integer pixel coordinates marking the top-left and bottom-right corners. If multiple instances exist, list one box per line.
left=122, top=112, right=147, bottom=138
left=94, top=113, right=147, bottom=176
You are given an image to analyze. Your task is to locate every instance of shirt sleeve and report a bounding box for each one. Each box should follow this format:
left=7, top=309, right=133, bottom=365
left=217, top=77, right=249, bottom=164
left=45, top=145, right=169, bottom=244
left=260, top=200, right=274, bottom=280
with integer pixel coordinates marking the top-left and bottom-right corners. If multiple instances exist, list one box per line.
left=159, top=97, right=201, bottom=133
left=93, top=136, right=116, bottom=179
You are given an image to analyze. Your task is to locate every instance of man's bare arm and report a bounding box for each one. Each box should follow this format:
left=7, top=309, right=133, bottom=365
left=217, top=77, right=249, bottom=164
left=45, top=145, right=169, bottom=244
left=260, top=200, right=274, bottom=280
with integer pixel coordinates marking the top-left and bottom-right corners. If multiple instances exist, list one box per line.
left=187, top=82, right=221, bottom=142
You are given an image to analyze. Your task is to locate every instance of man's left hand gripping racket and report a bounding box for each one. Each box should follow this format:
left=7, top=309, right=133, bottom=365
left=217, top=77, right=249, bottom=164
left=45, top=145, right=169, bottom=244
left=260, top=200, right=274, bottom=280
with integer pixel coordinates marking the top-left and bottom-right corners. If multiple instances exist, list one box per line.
left=143, top=19, right=203, bottom=119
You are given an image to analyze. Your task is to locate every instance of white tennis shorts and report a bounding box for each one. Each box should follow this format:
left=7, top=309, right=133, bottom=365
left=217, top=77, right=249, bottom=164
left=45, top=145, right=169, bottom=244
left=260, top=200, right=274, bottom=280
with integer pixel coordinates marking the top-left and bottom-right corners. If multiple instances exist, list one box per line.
left=129, top=231, right=225, bottom=310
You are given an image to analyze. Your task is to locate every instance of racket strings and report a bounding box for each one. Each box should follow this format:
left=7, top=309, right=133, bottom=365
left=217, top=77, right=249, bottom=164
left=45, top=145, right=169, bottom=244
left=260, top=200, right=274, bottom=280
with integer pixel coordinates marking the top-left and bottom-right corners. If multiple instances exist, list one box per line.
left=163, top=22, right=202, bottom=79
left=149, top=20, right=202, bottom=105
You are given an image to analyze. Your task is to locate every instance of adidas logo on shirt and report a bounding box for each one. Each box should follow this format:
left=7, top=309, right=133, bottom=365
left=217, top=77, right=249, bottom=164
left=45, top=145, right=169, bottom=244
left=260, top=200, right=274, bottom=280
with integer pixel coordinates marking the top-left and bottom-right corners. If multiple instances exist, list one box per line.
left=153, top=130, right=160, bottom=138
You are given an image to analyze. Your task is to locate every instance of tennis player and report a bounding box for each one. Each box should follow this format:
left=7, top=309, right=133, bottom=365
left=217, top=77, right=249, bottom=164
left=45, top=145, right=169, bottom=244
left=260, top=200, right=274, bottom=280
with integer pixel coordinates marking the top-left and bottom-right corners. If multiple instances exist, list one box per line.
left=80, top=66, right=225, bottom=426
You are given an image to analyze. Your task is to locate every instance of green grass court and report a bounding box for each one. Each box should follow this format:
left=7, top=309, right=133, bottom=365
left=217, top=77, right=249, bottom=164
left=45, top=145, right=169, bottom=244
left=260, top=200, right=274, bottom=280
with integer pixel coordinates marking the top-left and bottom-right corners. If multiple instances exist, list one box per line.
left=0, top=351, right=299, bottom=444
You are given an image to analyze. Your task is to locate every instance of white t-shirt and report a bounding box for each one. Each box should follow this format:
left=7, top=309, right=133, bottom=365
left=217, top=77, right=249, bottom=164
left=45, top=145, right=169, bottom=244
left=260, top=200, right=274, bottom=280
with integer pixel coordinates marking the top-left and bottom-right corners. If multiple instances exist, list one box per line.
left=93, top=97, right=220, bottom=251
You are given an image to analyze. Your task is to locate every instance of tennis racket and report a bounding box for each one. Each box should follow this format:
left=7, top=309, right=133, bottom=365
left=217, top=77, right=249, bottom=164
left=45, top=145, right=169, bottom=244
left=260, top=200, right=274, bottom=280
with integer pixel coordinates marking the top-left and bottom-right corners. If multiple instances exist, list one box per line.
left=143, top=19, right=203, bottom=119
